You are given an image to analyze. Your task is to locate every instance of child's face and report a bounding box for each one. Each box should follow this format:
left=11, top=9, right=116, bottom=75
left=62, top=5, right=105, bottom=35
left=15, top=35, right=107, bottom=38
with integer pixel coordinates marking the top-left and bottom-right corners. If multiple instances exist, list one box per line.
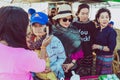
left=32, top=23, right=46, bottom=36
left=98, top=12, right=110, bottom=27
left=78, top=8, right=89, bottom=22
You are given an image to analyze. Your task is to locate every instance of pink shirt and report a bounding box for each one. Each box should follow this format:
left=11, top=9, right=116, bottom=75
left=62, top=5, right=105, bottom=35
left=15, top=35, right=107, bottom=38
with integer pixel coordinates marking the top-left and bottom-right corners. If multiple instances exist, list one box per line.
left=0, top=43, right=46, bottom=80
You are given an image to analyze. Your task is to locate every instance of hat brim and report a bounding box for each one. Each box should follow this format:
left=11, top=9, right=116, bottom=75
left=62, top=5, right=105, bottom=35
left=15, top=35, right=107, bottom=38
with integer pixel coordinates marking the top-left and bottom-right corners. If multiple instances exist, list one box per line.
left=31, top=18, right=47, bottom=25
left=53, top=13, right=73, bottom=20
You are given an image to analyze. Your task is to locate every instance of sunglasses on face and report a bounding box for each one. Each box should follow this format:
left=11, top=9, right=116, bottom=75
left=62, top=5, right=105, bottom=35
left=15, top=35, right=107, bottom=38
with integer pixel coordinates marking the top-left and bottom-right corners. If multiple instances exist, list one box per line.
left=51, top=11, right=55, bottom=13
left=62, top=18, right=73, bottom=22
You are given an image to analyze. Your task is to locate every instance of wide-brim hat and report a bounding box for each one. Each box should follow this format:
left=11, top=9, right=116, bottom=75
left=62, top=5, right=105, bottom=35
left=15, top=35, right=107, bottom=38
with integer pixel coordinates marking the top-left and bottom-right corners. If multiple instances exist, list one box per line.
left=53, top=4, right=73, bottom=20
left=30, top=12, right=48, bottom=25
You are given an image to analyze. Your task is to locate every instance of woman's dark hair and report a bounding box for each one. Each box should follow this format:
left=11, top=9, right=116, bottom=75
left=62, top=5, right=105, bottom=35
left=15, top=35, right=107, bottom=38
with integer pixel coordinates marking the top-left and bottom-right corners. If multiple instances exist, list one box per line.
left=76, top=3, right=89, bottom=16
left=46, top=22, right=52, bottom=35
left=95, top=8, right=111, bottom=24
left=0, top=6, right=29, bottom=49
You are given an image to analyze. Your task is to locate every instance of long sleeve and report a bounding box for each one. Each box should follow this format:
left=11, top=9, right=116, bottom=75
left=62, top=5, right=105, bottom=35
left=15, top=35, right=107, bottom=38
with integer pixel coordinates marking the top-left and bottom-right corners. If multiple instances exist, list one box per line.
left=94, top=26, right=117, bottom=55
left=108, top=29, right=117, bottom=53
left=45, top=36, right=66, bottom=78
left=50, top=37, right=66, bottom=71
left=25, top=51, right=46, bottom=72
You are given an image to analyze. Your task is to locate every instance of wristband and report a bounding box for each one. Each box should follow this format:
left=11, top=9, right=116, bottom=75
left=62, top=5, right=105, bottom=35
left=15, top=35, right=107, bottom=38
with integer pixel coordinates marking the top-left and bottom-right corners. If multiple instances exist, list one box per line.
left=40, top=46, right=46, bottom=49
left=99, top=46, right=104, bottom=51
left=71, top=61, right=76, bottom=65
left=101, top=46, right=104, bottom=50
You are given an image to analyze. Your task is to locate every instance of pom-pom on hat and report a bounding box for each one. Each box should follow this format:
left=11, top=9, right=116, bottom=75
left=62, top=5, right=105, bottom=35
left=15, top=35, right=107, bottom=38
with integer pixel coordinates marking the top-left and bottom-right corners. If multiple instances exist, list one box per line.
left=28, top=8, right=36, bottom=15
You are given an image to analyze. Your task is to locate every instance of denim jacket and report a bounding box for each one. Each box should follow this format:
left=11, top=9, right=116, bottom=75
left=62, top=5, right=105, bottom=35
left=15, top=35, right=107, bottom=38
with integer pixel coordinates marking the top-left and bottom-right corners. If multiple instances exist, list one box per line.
left=46, top=36, right=66, bottom=78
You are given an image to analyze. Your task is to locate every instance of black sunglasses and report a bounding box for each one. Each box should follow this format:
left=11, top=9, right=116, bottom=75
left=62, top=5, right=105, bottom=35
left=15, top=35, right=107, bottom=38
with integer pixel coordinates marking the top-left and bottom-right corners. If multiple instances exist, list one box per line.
left=62, top=18, right=73, bottom=22
left=51, top=11, right=55, bottom=13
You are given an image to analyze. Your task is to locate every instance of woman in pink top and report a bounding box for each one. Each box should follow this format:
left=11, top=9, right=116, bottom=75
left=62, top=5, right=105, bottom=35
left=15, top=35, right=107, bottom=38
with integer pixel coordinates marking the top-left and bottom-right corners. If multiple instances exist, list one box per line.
left=0, top=6, right=46, bottom=80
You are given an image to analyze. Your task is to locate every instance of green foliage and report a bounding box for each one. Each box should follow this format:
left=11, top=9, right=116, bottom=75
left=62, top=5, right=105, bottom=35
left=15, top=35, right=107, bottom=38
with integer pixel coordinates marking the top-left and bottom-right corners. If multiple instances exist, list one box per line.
left=104, top=0, right=120, bottom=2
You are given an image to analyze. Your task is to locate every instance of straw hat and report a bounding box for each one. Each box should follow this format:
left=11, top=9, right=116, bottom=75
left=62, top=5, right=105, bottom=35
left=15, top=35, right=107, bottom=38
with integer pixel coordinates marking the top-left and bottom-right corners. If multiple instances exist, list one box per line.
left=53, top=4, right=73, bottom=20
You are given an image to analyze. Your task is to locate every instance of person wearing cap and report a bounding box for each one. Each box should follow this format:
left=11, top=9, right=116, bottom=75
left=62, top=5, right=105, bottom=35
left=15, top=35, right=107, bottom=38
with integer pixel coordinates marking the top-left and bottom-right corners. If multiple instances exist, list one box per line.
left=0, top=6, right=46, bottom=80
left=72, top=3, right=98, bottom=76
left=52, top=4, right=83, bottom=78
left=108, top=21, right=114, bottom=28
left=27, top=12, right=66, bottom=80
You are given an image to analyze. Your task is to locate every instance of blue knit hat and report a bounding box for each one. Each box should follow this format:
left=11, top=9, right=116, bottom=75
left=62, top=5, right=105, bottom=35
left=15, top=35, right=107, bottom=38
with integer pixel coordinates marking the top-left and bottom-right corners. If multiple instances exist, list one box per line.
left=31, top=12, right=48, bottom=25
left=28, top=8, right=36, bottom=15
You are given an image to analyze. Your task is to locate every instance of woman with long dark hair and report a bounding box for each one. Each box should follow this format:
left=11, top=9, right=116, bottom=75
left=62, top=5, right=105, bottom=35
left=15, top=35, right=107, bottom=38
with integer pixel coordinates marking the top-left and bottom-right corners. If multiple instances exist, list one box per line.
left=0, top=6, right=46, bottom=80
